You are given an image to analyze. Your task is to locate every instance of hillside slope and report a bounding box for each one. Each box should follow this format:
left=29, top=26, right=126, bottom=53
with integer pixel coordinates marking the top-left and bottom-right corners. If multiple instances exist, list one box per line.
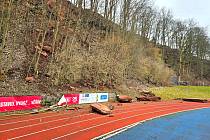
left=0, top=0, right=173, bottom=96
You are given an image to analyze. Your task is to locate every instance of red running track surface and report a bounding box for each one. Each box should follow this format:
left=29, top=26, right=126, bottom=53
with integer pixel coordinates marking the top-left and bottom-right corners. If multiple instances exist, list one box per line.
left=0, top=101, right=210, bottom=140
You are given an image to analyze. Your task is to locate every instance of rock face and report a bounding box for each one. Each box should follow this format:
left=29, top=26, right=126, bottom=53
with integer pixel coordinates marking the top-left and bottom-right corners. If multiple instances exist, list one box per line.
left=90, top=103, right=111, bottom=115
left=136, top=90, right=161, bottom=102
left=116, top=95, right=132, bottom=103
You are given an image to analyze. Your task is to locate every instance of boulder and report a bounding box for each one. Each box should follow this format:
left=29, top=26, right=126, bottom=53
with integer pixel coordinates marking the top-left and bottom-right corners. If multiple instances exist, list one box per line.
left=25, top=76, right=35, bottom=83
left=90, top=103, right=111, bottom=115
left=38, top=51, right=48, bottom=57
left=42, top=45, right=52, bottom=53
left=116, top=95, right=132, bottom=103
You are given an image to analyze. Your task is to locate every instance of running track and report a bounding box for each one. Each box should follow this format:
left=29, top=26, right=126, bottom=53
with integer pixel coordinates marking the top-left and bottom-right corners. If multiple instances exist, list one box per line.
left=0, top=101, right=210, bottom=140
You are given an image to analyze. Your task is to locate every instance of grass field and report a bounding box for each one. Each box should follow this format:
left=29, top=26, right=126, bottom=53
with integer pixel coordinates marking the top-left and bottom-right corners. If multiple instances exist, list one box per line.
left=151, top=86, right=210, bottom=100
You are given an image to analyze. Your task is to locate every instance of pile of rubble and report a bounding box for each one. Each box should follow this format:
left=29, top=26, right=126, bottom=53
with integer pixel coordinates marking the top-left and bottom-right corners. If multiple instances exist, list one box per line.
left=180, top=98, right=208, bottom=103
left=136, top=90, right=161, bottom=102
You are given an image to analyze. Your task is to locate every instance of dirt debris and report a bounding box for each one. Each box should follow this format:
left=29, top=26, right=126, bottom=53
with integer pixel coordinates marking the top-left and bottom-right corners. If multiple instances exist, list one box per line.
left=136, top=90, right=161, bottom=102
left=180, top=98, right=208, bottom=103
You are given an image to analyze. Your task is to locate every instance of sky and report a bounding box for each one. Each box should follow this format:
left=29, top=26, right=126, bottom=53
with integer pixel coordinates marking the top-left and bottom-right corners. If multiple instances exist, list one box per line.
left=155, top=0, right=210, bottom=36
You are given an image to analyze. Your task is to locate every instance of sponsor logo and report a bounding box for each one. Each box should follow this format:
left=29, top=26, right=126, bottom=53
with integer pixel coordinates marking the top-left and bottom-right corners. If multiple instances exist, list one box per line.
left=100, top=95, right=108, bottom=100
left=72, top=97, right=78, bottom=103
left=0, top=96, right=42, bottom=112
left=0, top=102, right=15, bottom=107
left=84, top=94, right=89, bottom=97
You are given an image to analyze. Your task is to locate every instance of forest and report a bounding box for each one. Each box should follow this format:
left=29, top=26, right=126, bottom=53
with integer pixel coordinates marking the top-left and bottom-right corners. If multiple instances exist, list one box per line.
left=0, top=0, right=210, bottom=96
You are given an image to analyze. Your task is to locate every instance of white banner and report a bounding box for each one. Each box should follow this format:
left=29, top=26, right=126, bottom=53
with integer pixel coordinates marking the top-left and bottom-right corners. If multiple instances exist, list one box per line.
left=79, top=93, right=97, bottom=104
left=97, top=93, right=109, bottom=102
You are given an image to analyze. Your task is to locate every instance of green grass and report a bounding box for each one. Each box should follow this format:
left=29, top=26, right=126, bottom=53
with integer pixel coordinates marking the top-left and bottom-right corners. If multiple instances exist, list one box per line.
left=150, top=86, right=210, bottom=100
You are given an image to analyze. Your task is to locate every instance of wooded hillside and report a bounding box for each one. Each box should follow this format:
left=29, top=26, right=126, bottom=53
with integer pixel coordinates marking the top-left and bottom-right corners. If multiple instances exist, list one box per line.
left=0, top=0, right=209, bottom=96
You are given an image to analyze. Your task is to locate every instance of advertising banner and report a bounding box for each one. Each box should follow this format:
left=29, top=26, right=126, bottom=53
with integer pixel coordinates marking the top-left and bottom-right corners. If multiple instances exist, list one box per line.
left=97, top=93, right=109, bottom=102
left=79, top=93, right=97, bottom=104
left=57, top=94, right=79, bottom=106
left=58, top=93, right=109, bottom=106
left=0, top=96, right=42, bottom=112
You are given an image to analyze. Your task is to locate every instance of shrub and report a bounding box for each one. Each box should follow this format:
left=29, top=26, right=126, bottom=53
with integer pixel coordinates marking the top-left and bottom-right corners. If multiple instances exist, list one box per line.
left=127, top=44, right=174, bottom=86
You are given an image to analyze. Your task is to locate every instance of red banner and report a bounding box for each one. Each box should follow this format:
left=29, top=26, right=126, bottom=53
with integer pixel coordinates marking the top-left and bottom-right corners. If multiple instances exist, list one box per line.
left=0, top=96, right=42, bottom=112
left=57, top=94, right=79, bottom=106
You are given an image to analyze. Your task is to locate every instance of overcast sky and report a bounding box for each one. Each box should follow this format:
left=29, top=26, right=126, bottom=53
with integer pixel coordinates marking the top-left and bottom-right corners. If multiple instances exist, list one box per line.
left=155, top=0, right=210, bottom=36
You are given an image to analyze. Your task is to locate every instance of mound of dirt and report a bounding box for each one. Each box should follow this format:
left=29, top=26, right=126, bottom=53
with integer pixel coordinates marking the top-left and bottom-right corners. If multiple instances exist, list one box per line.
left=136, top=90, right=161, bottom=102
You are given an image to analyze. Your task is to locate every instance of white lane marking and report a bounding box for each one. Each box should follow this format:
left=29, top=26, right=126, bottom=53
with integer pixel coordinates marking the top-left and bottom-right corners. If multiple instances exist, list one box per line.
left=0, top=112, right=73, bottom=125
left=5, top=105, right=177, bottom=138
left=8, top=103, right=202, bottom=140
left=53, top=106, right=210, bottom=140
left=0, top=101, right=194, bottom=125
left=0, top=103, right=165, bottom=133
left=0, top=112, right=55, bottom=121
left=0, top=102, right=143, bottom=125
left=93, top=122, right=142, bottom=140
left=0, top=102, right=171, bottom=132
left=95, top=107, right=210, bottom=140
left=92, top=122, right=142, bottom=140
left=0, top=110, right=66, bottom=121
